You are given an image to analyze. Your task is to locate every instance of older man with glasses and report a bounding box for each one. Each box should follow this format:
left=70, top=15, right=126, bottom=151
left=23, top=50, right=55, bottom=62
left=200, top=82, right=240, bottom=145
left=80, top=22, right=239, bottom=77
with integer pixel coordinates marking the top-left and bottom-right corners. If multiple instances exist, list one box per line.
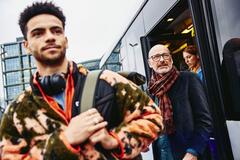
left=147, top=44, right=213, bottom=160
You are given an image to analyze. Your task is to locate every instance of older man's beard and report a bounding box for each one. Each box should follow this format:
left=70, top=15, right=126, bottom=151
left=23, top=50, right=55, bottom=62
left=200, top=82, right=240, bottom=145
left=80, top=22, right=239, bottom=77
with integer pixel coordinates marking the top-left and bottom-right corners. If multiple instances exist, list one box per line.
left=34, top=48, right=66, bottom=66
left=155, top=63, right=173, bottom=75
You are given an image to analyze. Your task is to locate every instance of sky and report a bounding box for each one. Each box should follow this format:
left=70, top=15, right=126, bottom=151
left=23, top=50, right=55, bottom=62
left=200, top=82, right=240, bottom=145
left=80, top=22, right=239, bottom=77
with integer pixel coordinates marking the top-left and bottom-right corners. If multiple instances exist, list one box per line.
left=0, top=0, right=144, bottom=62
left=0, top=0, right=144, bottom=102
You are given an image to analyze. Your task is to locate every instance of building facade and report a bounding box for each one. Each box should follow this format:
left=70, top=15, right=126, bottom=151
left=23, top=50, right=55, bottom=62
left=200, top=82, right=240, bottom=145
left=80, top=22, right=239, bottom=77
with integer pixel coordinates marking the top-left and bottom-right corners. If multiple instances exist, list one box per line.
left=80, top=58, right=100, bottom=71
left=100, top=42, right=122, bottom=72
left=0, top=38, right=36, bottom=108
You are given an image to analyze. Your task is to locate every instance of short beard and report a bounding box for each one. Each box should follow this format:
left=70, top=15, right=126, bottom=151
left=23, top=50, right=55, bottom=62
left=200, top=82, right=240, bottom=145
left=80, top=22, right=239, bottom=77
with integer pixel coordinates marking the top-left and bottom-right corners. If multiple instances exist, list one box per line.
left=34, top=49, right=66, bottom=67
left=155, top=64, right=173, bottom=75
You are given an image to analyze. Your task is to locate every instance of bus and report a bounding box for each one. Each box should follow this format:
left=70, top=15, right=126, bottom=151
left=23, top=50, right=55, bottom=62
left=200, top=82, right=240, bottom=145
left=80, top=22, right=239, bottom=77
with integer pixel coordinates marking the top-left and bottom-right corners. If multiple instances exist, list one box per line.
left=100, top=0, right=240, bottom=159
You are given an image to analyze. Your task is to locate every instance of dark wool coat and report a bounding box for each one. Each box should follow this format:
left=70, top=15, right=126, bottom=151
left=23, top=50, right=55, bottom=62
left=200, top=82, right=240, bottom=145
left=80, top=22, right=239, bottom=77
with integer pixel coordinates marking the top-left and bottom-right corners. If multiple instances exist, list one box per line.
left=152, top=72, right=213, bottom=160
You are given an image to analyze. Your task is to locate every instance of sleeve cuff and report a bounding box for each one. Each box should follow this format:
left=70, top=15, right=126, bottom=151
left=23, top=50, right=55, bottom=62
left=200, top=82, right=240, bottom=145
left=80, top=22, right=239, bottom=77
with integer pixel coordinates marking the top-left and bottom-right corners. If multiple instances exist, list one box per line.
left=186, top=148, right=199, bottom=157
left=109, top=131, right=124, bottom=159
left=59, top=132, right=80, bottom=154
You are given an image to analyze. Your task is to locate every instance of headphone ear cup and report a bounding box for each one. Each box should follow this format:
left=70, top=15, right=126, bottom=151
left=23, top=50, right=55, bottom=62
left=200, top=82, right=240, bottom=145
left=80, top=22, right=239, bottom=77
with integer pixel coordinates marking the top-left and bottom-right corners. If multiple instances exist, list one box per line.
left=38, top=74, right=66, bottom=95
left=39, top=75, right=51, bottom=95
left=39, top=75, right=50, bottom=90
left=50, top=74, right=66, bottom=92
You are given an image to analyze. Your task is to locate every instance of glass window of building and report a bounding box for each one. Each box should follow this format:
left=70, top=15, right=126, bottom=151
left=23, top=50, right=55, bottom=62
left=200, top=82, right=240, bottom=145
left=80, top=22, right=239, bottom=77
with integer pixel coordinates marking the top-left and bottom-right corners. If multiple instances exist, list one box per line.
left=24, top=84, right=30, bottom=89
left=1, top=38, right=37, bottom=107
left=21, top=43, right=27, bottom=55
left=4, top=44, right=19, bottom=57
left=5, top=58, right=20, bottom=71
left=108, top=53, right=119, bottom=62
left=30, top=56, right=36, bottom=68
left=80, top=59, right=100, bottom=71
left=31, top=68, right=37, bottom=74
left=23, top=70, right=30, bottom=83
left=7, top=85, right=23, bottom=100
left=106, top=64, right=121, bottom=71
left=103, top=53, right=121, bottom=72
left=22, top=56, right=30, bottom=69
left=6, top=71, right=21, bottom=85
left=101, top=42, right=122, bottom=72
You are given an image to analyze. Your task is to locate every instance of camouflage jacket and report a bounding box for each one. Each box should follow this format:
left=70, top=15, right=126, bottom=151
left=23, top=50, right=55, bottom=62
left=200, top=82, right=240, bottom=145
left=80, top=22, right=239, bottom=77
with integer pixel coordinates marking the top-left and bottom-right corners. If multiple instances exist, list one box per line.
left=0, top=62, right=163, bottom=160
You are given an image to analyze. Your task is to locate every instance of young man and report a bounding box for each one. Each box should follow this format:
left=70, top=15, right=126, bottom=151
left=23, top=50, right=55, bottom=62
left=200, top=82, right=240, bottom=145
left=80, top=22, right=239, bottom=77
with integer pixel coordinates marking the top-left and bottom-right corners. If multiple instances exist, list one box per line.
left=0, top=2, right=163, bottom=160
left=183, top=45, right=203, bottom=81
left=148, top=44, right=212, bottom=160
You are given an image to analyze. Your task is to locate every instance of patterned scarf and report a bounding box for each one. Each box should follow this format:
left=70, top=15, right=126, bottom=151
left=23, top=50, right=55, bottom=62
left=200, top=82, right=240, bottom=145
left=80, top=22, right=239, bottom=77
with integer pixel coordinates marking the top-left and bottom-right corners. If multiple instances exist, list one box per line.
left=148, top=66, right=179, bottom=134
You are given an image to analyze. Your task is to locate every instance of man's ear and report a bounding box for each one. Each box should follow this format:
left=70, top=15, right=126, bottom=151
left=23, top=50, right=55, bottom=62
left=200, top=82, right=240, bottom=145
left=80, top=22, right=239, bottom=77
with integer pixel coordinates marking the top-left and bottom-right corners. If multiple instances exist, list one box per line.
left=148, top=60, right=153, bottom=68
left=171, top=58, right=174, bottom=65
left=23, top=40, right=31, bottom=55
left=65, top=37, right=68, bottom=49
left=170, top=55, right=174, bottom=65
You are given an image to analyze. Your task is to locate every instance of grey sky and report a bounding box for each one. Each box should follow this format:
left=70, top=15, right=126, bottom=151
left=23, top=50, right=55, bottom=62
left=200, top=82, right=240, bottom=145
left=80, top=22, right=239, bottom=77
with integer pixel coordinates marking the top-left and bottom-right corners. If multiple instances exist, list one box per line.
left=0, top=0, right=143, bottom=62
left=0, top=0, right=144, bottom=101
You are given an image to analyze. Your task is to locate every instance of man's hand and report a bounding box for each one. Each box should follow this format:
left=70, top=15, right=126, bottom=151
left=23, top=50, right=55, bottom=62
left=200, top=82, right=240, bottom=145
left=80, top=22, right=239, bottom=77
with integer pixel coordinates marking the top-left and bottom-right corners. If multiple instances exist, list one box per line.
left=64, top=108, right=107, bottom=146
left=183, top=153, right=198, bottom=160
left=89, top=128, right=119, bottom=150
left=1, top=138, right=27, bottom=160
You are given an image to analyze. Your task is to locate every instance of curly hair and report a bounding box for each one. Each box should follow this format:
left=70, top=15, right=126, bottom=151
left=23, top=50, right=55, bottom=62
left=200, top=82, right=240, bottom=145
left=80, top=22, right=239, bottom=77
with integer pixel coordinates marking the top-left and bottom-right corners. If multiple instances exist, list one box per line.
left=183, top=45, right=198, bottom=56
left=19, top=1, right=66, bottom=39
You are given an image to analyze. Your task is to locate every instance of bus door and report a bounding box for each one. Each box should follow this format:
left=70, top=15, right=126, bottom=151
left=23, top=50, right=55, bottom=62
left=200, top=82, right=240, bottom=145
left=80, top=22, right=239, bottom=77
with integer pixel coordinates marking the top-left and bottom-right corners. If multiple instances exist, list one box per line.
left=140, top=0, right=233, bottom=159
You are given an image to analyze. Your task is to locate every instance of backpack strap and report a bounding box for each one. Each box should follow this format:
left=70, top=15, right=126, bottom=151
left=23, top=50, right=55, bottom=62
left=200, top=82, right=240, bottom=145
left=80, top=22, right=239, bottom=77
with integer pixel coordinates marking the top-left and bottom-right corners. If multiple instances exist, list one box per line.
left=79, top=70, right=146, bottom=113
left=80, top=70, right=102, bottom=113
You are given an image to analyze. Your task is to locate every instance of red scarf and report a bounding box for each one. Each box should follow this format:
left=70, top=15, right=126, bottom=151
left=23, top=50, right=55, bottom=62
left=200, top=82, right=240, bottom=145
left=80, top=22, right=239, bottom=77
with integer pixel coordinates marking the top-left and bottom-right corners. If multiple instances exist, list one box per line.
left=148, top=67, right=179, bottom=134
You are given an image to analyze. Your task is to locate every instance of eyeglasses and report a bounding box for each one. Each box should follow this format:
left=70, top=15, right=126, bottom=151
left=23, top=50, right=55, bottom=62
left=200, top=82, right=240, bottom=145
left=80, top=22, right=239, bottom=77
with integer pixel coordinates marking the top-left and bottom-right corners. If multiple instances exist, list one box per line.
left=149, top=53, right=171, bottom=61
